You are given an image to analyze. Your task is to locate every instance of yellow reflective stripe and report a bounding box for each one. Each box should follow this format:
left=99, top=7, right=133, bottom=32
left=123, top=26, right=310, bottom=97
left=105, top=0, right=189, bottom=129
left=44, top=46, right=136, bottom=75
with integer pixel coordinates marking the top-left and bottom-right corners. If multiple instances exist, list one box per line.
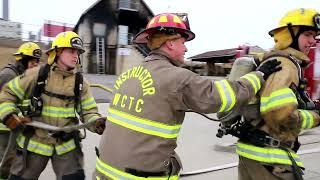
left=96, top=157, right=179, bottom=180
left=8, top=77, right=24, bottom=100
left=19, top=99, right=30, bottom=107
left=260, top=88, right=297, bottom=113
left=0, top=123, right=9, bottom=131
left=17, top=134, right=53, bottom=156
left=240, top=73, right=261, bottom=94
left=215, top=80, right=236, bottom=112
left=41, top=106, right=76, bottom=118
left=107, top=108, right=181, bottom=139
left=236, top=141, right=303, bottom=167
left=299, top=110, right=314, bottom=129
left=0, top=102, right=16, bottom=116
left=96, top=176, right=100, bottom=180
left=55, top=139, right=76, bottom=155
left=81, top=97, right=97, bottom=110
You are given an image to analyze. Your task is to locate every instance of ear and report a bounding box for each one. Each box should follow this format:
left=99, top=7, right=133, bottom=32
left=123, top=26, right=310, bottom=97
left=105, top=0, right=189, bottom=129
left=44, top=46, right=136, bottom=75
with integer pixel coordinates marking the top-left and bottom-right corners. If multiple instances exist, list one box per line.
left=165, top=40, right=174, bottom=50
left=56, top=48, right=63, bottom=56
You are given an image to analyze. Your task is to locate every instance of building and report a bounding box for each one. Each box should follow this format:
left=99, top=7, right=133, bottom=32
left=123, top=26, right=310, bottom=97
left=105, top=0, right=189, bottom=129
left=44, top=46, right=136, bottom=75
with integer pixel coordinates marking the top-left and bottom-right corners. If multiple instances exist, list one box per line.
left=74, top=0, right=154, bottom=75
left=0, top=18, right=47, bottom=68
left=189, top=45, right=265, bottom=76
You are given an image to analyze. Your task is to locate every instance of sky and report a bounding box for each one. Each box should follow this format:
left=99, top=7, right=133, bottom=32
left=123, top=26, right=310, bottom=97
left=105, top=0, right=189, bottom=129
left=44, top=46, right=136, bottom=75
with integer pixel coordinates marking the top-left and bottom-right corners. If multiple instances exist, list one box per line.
left=1, top=0, right=320, bottom=57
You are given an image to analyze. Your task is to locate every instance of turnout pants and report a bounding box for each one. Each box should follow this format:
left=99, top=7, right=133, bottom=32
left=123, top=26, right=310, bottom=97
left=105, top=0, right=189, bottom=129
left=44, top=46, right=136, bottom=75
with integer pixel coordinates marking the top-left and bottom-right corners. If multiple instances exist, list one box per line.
left=0, top=132, right=15, bottom=179
left=238, top=156, right=296, bottom=180
left=9, top=148, right=84, bottom=180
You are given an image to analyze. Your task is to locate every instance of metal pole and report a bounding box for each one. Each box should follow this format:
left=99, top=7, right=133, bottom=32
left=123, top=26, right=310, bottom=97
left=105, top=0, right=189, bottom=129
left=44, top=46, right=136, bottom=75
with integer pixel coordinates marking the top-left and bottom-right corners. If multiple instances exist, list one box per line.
left=3, top=0, right=9, bottom=20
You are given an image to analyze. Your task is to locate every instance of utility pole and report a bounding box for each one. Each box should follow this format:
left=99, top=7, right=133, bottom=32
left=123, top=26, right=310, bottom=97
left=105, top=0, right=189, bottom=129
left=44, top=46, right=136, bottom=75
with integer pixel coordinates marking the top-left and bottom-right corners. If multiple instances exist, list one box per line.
left=3, top=0, right=9, bottom=20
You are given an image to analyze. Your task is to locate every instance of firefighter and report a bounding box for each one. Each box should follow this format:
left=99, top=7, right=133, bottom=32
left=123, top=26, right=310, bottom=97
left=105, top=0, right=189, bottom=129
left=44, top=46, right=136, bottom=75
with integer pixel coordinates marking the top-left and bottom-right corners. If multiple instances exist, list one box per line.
left=94, top=13, right=281, bottom=180
left=236, top=8, right=320, bottom=180
left=0, top=31, right=106, bottom=180
left=0, top=42, right=41, bottom=180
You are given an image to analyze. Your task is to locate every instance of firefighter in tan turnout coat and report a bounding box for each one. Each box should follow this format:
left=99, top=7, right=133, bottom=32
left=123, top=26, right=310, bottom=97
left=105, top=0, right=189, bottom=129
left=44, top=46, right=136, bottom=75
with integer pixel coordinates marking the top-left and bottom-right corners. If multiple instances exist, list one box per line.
left=0, top=42, right=41, bottom=180
left=236, top=8, right=320, bottom=180
left=94, top=13, right=281, bottom=179
left=0, top=31, right=106, bottom=180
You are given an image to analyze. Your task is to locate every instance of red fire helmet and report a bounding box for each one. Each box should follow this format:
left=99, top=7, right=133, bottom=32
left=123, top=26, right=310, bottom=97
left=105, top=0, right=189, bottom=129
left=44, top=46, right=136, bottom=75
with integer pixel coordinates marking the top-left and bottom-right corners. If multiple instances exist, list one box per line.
left=133, top=13, right=195, bottom=43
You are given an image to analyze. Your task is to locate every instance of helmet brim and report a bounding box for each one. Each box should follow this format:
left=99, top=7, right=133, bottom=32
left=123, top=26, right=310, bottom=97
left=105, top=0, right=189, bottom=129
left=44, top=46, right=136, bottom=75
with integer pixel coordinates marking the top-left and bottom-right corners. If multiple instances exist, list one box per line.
left=45, top=47, right=85, bottom=55
left=269, top=25, right=320, bottom=37
left=133, top=27, right=195, bottom=44
left=12, top=52, right=41, bottom=59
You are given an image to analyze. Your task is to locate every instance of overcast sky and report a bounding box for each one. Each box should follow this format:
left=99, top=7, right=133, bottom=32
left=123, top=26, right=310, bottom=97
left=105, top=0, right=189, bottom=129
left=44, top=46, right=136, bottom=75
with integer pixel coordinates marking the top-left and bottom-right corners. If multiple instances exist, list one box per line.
left=1, top=0, right=320, bottom=57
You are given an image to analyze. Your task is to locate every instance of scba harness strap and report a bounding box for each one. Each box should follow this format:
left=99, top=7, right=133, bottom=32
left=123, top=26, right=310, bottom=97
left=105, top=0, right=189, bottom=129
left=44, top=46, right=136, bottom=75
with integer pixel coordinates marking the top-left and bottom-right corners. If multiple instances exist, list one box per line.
left=29, top=64, right=83, bottom=117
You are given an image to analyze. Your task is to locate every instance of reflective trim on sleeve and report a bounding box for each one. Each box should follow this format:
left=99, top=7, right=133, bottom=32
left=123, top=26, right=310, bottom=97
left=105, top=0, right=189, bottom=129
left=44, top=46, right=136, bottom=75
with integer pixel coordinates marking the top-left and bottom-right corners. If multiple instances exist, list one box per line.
left=260, top=88, right=297, bottom=113
left=96, top=157, right=179, bottom=180
left=214, top=80, right=236, bottom=112
left=87, top=115, right=101, bottom=122
left=7, top=77, right=25, bottom=100
left=107, top=108, right=181, bottom=139
left=236, top=141, right=303, bottom=167
left=81, top=97, right=97, bottom=110
left=298, top=110, right=314, bottom=129
left=0, top=102, right=16, bottom=116
left=0, top=123, right=9, bottom=131
left=240, top=73, right=261, bottom=94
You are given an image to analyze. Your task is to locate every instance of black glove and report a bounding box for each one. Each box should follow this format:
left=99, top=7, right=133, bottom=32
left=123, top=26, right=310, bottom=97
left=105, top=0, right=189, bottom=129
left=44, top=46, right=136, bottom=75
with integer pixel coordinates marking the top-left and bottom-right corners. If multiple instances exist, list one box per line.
left=95, top=117, right=106, bottom=135
left=256, top=59, right=282, bottom=80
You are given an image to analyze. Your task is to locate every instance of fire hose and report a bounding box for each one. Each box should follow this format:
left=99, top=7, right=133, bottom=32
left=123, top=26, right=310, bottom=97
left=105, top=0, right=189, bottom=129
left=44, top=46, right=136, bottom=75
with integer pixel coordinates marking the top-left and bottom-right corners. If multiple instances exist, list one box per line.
left=0, top=119, right=100, bottom=169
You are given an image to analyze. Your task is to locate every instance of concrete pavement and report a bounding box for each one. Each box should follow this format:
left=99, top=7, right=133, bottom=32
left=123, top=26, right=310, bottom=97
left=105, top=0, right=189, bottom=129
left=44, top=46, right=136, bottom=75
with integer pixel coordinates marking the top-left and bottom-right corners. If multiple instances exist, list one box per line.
left=39, top=103, right=320, bottom=179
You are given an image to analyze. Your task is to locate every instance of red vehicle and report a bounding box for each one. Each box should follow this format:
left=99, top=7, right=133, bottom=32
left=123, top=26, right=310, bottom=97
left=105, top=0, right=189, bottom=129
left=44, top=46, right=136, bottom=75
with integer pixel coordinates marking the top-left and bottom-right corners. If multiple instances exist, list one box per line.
left=305, top=42, right=320, bottom=100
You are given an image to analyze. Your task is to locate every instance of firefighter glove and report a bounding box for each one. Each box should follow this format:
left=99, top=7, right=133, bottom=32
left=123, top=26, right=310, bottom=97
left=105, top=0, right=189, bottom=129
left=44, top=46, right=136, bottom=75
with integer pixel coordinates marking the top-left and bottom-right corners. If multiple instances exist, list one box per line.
left=4, top=114, right=31, bottom=130
left=95, top=117, right=106, bottom=135
left=256, top=59, right=282, bottom=80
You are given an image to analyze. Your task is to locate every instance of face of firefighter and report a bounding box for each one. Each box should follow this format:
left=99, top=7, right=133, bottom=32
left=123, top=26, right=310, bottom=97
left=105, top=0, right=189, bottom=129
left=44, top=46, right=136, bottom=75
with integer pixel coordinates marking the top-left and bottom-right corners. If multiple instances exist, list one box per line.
left=27, top=58, right=40, bottom=69
left=56, top=48, right=79, bottom=70
left=167, top=37, right=187, bottom=63
left=298, top=30, right=317, bottom=55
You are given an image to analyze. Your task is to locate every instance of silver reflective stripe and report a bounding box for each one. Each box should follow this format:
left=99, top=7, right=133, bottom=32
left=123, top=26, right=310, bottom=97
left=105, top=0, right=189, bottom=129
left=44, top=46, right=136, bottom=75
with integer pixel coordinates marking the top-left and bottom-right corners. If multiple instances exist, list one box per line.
left=107, top=108, right=181, bottom=138
left=215, top=80, right=236, bottom=112
left=96, top=158, right=130, bottom=179
left=55, top=139, right=76, bottom=155
left=240, top=73, right=261, bottom=93
left=16, top=134, right=53, bottom=156
left=110, top=113, right=179, bottom=135
left=8, top=77, right=24, bottom=100
left=299, top=110, right=313, bottom=129
left=236, top=142, right=303, bottom=167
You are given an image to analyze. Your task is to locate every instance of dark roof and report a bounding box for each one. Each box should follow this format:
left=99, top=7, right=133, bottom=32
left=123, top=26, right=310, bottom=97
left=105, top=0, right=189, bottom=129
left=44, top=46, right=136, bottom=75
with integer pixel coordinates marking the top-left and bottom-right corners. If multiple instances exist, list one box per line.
left=74, top=0, right=154, bottom=31
left=189, top=48, right=237, bottom=60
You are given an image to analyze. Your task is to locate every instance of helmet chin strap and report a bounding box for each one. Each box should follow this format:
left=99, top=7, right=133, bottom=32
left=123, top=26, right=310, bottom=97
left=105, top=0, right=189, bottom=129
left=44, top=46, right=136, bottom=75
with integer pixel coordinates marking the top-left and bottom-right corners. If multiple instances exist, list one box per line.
left=287, top=23, right=300, bottom=50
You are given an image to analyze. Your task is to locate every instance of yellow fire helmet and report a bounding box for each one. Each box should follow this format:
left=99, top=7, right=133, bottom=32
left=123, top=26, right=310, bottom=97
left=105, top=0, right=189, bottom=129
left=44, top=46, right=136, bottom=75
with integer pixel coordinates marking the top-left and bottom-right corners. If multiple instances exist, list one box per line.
left=13, top=42, right=42, bottom=61
left=46, top=31, right=85, bottom=65
left=269, top=8, right=320, bottom=50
